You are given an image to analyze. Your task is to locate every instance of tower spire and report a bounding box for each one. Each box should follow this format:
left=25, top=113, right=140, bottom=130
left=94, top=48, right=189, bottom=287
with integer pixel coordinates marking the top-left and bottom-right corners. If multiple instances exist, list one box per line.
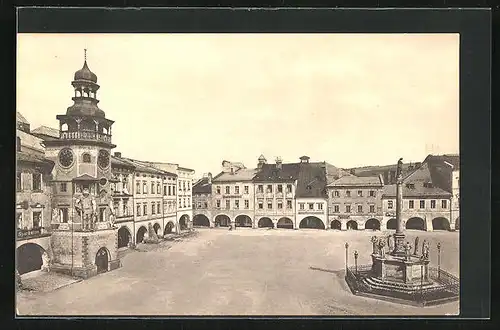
left=84, top=48, right=87, bottom=62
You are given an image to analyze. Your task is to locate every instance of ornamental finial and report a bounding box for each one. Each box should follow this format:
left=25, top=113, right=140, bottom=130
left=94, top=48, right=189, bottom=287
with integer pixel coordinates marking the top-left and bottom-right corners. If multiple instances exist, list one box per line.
left=84, top=48, right=87, bottom=62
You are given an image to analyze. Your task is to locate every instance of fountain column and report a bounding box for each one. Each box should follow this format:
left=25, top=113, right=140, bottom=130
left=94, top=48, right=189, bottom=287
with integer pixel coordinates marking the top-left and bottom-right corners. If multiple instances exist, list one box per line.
left=392, top=158, right=406, bottom=256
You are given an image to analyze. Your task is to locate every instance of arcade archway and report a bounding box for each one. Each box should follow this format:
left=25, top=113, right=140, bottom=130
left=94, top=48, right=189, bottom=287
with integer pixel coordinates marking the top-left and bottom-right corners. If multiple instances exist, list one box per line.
left=179, top=214, right=190, bottom=230
left=330, top=220, right=341, bottom=230
left=406, top=217, right=426, bottom=231
left=346, top=220, right=358, bottom=230
left=136, top=226, right=147, bottom=243
left=455, top=217, right=460, bottom=230
left=258, top=217, right=273, bottom=228
left=386, top=218, right=397, bottom=230
left=164, top=221, right=174, bottom=235
left=95, top=247, right=109, bottom=274
left=118, top=226, right=132, bottom=248
left=277, top=217, right=293, bottom=229
left=153, top=223, right=161, bottom=235
left=193, top=214, right=210, bottom=227
left=432, top=217, right=451, bottom=231
left=299, top=217, right=325, bottom=229
left=235, top=215, right=252, bottom=227
left=215, top=214, right=230, bottom=227
left=365, top=218, right=380, bottom=230
left=16, top=243, right=44, bottom=275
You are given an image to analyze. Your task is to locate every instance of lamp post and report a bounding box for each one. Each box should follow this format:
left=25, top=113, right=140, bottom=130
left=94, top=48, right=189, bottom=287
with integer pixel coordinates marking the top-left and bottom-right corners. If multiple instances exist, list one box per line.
left=345, top=243, right=349, bottom=275
left=437, top=242, right=441, bottom=279
left=354, top=250, right=359, bottom=276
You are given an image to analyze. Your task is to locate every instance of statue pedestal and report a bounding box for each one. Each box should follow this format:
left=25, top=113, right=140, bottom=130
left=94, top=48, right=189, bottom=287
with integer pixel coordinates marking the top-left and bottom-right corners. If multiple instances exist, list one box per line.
left=392, top=233, right=407, bottom=257
left=371, top=254, right=430, bottom=284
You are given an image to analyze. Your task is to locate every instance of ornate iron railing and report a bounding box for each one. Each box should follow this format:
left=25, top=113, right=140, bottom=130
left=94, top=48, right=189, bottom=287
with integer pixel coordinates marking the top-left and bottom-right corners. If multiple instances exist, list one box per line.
left=60, top=130, right=111, bottom=143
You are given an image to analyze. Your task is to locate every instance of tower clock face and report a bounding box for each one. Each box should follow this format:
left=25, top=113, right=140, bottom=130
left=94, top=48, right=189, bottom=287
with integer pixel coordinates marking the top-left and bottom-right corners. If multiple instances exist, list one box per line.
left=58, top=148, right=74, bottom=168
left=98, top=150, right=110, bottom=169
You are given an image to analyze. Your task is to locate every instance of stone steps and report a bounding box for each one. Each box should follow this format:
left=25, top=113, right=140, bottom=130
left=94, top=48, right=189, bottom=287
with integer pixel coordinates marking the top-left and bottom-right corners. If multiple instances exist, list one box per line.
left=362, top=276, right=435, bottom=294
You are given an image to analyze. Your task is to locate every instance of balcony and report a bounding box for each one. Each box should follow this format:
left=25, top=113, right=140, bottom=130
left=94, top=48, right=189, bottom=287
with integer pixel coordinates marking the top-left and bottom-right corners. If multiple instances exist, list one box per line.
left=60, top=130, right=112, bottom=143
left=17, top=227, right=51, bottom=240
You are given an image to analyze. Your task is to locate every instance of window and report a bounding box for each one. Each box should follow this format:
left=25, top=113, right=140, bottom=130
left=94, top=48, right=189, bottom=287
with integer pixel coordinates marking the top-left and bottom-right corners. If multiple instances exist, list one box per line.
left=216, top=186, right=221, bottom=194
left=267, top=185, right=273, bottom=193
left=225, top=186, right=230, bottom=194
left=245, top=200, right=249, bottom=209
left=406, top=200, right=414, bottom=209
left=258, top=201, right=263, bottom=209
left=334, top=190, right=339, bottom=197
left=16, top=173, right=21, bottom=191
left=187, top=197, right=191, bottom=207
left=143, top=204, right=147, bottom=215
left=431, top=200, right=436, bottom=209
left=123, top=203, right=128, bottom=216
left=235, top=200, right=240, bottom=209
left=420, top=200, right=425, bottom=208
left=143, top=181, right=147, bottom=194
left=357, top=205, right=363, bottom=213
left=183, top=182, right=186, bottom=191
left=308, top=203, right=314, bottom=210
left=334, top=205, right=340, bottom=213
left=152, top=202, right=156, bottom=214
left=60, top=208, right=69, bottom=223
left=278, top=185, right=283, bottom=193
left=136, top=181, right=141, bottom=194
left=32, top=173, right=42, bottom=191
left=267, top=200, right=273, bottom=209
left=137, top=204, right=141, bottom=216
left=345, top=190, right=351, bottom=197
left=388, top=200, right=394, bottom=209
left=32, top=211, right=42, bottom=228
left=442, top=200, right=448, bottom=208
left=345, top=205, right=351, bottom=213
left=286, top=184, right=292, bottom=193
left=151, top=182, right=155, bottom=194
left=16, top=136, right=21, bottom=151
left=204, top=202, right=208, bottom=208
left=318, top=203, right=324, bottom=210
left=369, top=205, right=375, bottom=213
left=168, top=186, right=172, bottom=196
left=113, top=202, right=119, bottom=217
left=197, top=202, right=202, bottom=209
left=258, top=185, right=264, bottom=193
left=235, top=186, right=240, bottom=194
left=277, top=201, right=283, bottom=209
left=99, top=208, right=105, bottom=222
left=164, top=186, right=167, bottom=196
left=244, top=186, right=249, bottom=194
left=299, top=203, right=305, bottom=210
left=82, top=153, right=91, bottom=163
left=172, top=186, right=176, bottom=196
left=225, top=200, right=230, bottom=209
left=157, top=203, right=161, bottom=214
left=357, top=190, right=363, bottom=197
left=157, top=183, right=161, bottom=194
left=369, top=190, right=375, bottom=197
left=187, top=182, right=190, bottom=191
left=216, top=200, right=221, bottom=208
left=287, top=200, right=292, bottom=209
left=60, top=182, right=67, bottom=192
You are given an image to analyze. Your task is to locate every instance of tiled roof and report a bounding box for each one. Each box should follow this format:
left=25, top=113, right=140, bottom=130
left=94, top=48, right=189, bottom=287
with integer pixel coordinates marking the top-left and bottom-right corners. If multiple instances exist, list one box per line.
left=73, top=174, right=98, bottom=181
left=16, top=151, right=54, bottom=168
left=252, top=163, right=301, bottom=182
left=111, top=155, right=135, bottom=169
left=425, top=154, right=460, bottom=170
left=328, top=175, right=383, bottom=187
left=295, top=163, right=328, bottom=198
left=178, top=166, right=195, bottom=172
left=122, top=158, right=171, bottom=176
left=213, top=168, right=258, bottom=182
left=16, top=112, right=29, bottom=124
left=133, top=160, right=179, bottom=177
left=349, top=162, right=417, bottom=176
left=382, top=184, right=451, bottom=198
left=193, top=177, right=212, bottom=194
left=31, top=126, right=60, bottom=139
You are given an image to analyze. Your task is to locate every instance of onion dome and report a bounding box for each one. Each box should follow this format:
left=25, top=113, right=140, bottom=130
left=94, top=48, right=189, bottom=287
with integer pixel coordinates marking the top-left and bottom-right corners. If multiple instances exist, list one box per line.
left=74, top=60, right=97, bottom=83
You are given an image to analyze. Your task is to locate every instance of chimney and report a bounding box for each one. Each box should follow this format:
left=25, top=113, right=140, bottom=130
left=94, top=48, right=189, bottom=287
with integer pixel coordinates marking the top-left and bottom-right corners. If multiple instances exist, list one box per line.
left=258, top=154, right=267, bottom=169
left=275, top=157, right=282, bottom=170
left=207, top=172, right=212, bottom=184
left=299, top=155, right=310, bottom=164
left=321, top=161, right=327, bottom=177
left=230, top=167, right=234, bottom=175
left=114, top=152, right=122, bottom=158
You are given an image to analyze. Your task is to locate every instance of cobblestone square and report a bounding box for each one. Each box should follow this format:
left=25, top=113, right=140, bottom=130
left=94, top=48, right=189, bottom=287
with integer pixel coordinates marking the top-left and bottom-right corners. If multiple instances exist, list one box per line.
left=17, top=228, right=459, bottom=316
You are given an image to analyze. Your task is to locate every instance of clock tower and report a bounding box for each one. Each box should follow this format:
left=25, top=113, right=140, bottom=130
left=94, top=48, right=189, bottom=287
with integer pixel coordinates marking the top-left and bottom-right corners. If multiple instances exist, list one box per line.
left=44, top=51, right=121, bottom=278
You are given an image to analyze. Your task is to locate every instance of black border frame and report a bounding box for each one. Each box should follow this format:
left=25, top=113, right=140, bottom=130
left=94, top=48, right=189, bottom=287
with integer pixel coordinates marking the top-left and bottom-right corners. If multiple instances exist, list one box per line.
left=2, top=6, right=491, bottom=327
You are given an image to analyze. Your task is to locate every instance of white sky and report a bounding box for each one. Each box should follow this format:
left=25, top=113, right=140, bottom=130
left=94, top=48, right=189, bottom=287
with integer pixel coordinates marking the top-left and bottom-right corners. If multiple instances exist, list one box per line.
left=17, top=33, right=459, bottom=177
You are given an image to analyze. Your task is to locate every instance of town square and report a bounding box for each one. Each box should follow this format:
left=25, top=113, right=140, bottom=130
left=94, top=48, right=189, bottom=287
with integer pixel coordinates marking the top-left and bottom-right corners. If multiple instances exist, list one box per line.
left=16, top=33, right=459, bottom=316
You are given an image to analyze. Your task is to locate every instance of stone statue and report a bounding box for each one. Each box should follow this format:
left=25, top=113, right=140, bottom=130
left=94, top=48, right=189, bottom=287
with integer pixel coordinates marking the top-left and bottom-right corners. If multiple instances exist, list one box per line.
left=108, top=199, right=115, bottom=228
left=397, top=158, right=404, bottom=180
left=422, top=240, right=430, bottom=259
left=378, top=238, right=386, bottom=258
left=75, top=188, right=97, bottom=231
left=371, top=236, right=379, bottom=255
left=387, top=235, right=394, bottom=252
left=51, top=207, right=60, bottom=223
left=148, top=223, right=158, bottom=241
left=405, top=241, right=412, bottom=261
left=414, top=236, right=420, bottom=255
left=41, top=251, right=50, bottom=272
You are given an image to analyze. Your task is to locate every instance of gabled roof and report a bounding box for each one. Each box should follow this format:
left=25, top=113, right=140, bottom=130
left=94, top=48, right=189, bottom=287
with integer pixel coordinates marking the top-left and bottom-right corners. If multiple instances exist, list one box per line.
left=31, top=126, right=60, bottom=139
left=213, top=168, right=258, bottom=183
left=121, top=158, right=172, bottom=176
left=425, top=154, right=460, bottom=170
left=328, top=175, right=383, bottom=187
left=16, top=151, right=54, bottom=168
left=193, top=177, right=212, bottom=194
left=295, top=163, right=328, bottom=199
left=16, top=112, right=29, bottom=125
left=72, top=174, right=98, bottom=182
left=111, top=155, right=135, bottom=169
left=131, top=160, right=179, bottom=177
left=252, top=163, right=301, bottom=183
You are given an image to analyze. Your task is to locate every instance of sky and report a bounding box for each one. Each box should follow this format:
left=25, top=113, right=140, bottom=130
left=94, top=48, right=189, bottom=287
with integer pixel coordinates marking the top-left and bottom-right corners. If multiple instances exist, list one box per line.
left=17, top=33, right=459, bottom=178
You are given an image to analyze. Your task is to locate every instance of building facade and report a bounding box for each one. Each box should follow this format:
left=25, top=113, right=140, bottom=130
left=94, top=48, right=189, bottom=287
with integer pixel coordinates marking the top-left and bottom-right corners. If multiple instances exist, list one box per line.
left=192, top=173, right=213, bottom=227
left=327, top=175, right=384, bottom=231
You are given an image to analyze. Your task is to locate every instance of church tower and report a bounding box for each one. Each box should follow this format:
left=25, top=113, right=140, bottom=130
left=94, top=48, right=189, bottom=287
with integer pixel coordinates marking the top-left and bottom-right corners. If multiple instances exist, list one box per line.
left=44, top=50, right=121, bottom=278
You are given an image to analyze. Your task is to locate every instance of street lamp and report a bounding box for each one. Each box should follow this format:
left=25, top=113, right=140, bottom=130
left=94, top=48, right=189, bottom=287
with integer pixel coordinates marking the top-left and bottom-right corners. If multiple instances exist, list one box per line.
left=354, top=250, right=359, bottom=276
left=437, top=242, right=442, bottom=279
left=345, top=243, right=349, bottom=275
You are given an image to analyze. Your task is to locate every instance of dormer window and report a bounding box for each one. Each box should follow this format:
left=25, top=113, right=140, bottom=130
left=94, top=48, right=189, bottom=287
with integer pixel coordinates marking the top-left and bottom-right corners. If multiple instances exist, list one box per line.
left=423, top=182, right=434, bottom=188
left=406, top=183, right=415, bottom=189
